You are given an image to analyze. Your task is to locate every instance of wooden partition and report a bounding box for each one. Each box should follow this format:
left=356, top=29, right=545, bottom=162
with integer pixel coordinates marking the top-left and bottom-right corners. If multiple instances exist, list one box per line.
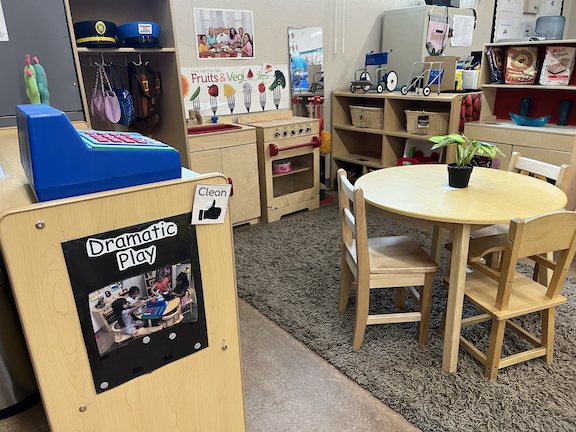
left=0, top=169, right=246, bottom=431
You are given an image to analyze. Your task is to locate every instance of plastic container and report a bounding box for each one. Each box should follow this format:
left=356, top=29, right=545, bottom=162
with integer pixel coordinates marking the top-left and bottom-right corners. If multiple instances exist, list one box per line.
left=535, top=16, right=566, bottom=40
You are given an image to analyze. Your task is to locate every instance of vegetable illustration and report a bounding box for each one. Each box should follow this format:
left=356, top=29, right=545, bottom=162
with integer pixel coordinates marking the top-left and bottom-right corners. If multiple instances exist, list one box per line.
left=242, top=82, right=252, bottom=113
left=247, top=69, right=254, bottom=79
left=258, top=82, right=266, bottom=111
left=189, top=85, right=200, bottom=101
left=268, top=70, right=286, bottom=91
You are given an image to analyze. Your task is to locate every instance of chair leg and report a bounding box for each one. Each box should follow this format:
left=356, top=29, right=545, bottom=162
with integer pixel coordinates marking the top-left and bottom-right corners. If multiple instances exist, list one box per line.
left=485, top=319, right=506, bottom=381
left=541, top=306, right=555, bottom=364
left=438, top=302, right=447, bottom=337
left=352, top=279, right=370, bottom=349
left=338, top=253, right=353, bottom=312
left=484, top=251, right=501, bottom=270
left=416, top=272, right=434, bottom=345
left=395, top=287, right=405, bottom=309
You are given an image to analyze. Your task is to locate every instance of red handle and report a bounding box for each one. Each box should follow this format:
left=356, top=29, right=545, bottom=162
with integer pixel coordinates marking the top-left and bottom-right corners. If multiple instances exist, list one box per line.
left=269, top=136, right=320, bottom=157
left=228, top=177, right=233, bottom=196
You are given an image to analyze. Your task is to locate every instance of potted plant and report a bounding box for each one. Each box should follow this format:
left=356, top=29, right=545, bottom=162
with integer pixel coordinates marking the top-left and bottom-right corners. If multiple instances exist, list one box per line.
left=428, top=134, right=505, bottom=188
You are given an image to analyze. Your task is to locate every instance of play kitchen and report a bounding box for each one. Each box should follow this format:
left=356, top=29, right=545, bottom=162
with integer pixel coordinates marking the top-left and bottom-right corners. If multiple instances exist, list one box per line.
left=238, top=112, right=320, bottom=223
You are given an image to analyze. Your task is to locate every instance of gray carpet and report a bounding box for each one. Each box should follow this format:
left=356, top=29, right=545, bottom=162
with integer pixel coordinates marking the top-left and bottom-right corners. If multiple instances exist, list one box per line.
left=233, top=202, right=576, bottom=432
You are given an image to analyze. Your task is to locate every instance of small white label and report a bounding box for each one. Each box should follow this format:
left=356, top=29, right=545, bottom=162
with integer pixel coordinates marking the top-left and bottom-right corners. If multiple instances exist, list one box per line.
left=191, top=184, right=231, bottom=225
left=138, top=23, right=153, bottom=35
left=417, top=115, right=430, bottom=128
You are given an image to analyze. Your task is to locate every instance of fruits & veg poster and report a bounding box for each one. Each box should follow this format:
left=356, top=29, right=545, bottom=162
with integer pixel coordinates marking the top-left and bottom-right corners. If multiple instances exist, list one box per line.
left=181, top=65, right=289, bottom=116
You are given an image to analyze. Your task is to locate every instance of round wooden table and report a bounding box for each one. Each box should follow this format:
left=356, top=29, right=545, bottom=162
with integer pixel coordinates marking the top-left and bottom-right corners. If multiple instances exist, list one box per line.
left=355, top=164, right=567, bottom=372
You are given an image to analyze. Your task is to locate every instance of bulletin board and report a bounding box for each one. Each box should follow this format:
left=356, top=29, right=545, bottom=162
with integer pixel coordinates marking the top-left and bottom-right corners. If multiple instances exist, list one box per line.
left=0, top=173, right=246, bottom=431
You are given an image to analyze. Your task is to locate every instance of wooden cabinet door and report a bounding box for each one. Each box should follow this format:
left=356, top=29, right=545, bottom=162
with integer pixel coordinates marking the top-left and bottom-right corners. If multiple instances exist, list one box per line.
left=189, top=149, right=223, bottom=174
left=221, top=143, right=261, bottom=224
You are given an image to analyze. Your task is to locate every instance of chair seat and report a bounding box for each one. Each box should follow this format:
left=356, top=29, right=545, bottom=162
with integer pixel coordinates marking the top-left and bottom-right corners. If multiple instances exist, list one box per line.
left=349, top=236, right=438, bottom=274
left=464, top=270, right=567, bottom=320
left=446, top=233, right=508, bottom=263
left=470, top=224, right=508, bottom=239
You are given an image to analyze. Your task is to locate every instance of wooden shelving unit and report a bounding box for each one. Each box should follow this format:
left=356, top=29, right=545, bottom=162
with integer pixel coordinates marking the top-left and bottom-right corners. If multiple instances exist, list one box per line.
left=464, top=39, right=576, bottom=210
left=64, top=0, right=189, bottom=168
left=331, top=90, right=477, bottom=187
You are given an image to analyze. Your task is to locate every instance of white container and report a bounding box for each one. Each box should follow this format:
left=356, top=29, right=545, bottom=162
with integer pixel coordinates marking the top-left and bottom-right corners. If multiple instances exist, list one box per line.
left=461, top=70, right=480, bottom=90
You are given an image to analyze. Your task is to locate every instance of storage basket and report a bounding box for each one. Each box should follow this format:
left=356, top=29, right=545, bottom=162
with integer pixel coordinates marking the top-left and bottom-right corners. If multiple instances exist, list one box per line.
left=350, top=105, right=383, bottom=129
left=405, top=110, right=449, bottom=135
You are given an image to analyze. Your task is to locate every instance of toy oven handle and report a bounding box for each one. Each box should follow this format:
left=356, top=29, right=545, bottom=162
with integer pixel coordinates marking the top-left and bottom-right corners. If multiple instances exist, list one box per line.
left=269, top=136, right=320, bottom=157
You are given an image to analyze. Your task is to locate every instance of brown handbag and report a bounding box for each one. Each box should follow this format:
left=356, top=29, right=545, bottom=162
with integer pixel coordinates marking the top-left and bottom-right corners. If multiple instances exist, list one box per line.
left=128, top=63, right=161, bottom=119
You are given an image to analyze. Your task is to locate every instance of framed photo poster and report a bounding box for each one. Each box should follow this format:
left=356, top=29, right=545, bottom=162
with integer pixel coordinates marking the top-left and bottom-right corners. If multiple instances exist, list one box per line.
left=193, top=7, right=255, bottom=60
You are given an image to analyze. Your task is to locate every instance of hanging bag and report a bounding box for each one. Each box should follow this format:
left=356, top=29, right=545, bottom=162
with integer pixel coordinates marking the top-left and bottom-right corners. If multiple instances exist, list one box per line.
left=90, top=65, right=106, bottom=121
left=107, top=64, right=135, bottom=126
left=100, top=65, right=121, bottom=123
left=128, top=62, right=161, bottom=119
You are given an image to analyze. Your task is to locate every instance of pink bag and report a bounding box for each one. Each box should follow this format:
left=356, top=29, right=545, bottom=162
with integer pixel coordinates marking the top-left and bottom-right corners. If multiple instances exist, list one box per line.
left=90, top=65, right=121, bottom=123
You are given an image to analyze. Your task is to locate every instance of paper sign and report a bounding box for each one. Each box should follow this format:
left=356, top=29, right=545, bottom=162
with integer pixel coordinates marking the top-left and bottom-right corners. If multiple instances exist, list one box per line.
left=496, top=20, right=513, bottom=41
left=521, top=20, right=536, bottom=37
left=451, top=15, right=474, bottom=47
left=0, top=1, right=8, bottom=42
left=500, top=0, right=515, bottom=12
left=191, top=184, right=232, bottom=224
left=545, top=0, right=562, bottom=14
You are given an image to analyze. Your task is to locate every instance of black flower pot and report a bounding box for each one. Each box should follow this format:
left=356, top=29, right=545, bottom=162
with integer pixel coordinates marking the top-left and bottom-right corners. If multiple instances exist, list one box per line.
left=447, top=163, right=473, bottom=188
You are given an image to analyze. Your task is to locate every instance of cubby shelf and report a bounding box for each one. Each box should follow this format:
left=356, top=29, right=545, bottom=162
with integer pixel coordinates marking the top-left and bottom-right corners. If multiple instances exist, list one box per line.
left=331, top=90, right=477, bottom=186
left=463, top=39, right=576, bottom=210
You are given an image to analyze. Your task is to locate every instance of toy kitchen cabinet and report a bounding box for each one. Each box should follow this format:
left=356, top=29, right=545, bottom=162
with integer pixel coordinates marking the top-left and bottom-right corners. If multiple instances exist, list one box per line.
left=238, top=111, right=320, bottom=223
left=188, top=123, right=261, bottom=226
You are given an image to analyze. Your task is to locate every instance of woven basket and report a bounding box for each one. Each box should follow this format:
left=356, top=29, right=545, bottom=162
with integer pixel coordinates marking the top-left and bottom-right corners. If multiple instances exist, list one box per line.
left=350, top=105, right=383, bottom=129
left=405, top=110, right=449, bottom=135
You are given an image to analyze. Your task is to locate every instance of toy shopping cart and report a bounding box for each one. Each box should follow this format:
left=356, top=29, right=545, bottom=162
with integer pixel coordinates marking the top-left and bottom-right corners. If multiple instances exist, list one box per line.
left=400, top=61, right=444, bottom=96
left=350, top=50, right=398, bottom=93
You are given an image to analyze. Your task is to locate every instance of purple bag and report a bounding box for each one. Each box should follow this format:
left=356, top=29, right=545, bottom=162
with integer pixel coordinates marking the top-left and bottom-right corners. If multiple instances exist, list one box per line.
left=90, top=65, right=121, bottom=123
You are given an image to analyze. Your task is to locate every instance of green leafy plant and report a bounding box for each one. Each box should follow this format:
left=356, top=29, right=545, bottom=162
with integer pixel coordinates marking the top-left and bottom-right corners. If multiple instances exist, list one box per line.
left=428, top=134, right=505, bottom=168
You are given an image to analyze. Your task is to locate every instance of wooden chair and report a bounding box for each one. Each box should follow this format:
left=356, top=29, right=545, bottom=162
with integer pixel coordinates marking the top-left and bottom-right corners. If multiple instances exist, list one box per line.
left=336, top=169, right=438, bottom=349
left=453, top=210, right=576, bottom=380
left=468, top=152, right=571, bottom=265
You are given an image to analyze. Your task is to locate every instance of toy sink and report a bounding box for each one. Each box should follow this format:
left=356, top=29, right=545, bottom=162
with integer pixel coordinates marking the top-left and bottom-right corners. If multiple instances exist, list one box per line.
left=187, top=124, right=242, bottom=134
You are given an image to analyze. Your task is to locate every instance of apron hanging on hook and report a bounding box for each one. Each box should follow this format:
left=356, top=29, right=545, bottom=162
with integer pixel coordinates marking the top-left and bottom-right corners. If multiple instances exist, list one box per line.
left=426, top=8, right=450, bottom=56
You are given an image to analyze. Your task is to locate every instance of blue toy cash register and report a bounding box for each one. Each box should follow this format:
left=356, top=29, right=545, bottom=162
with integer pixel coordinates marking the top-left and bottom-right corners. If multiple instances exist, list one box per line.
left=16, top=104, right=182, bottom=201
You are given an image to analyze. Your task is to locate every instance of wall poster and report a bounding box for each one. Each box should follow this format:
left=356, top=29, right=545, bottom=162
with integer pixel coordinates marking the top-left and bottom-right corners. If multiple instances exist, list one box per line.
left=193, top=7, right=255, bottom=59
left=181, top=64, right=289, bottom=117
left=62, top=213, right=208, bottom=394
left=0, top=0, right=8, bottom=42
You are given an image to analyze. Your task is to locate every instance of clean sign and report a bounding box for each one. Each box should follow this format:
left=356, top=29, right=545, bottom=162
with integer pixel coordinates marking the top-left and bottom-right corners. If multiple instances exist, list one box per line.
left=191, top=184, right=231, bottom=224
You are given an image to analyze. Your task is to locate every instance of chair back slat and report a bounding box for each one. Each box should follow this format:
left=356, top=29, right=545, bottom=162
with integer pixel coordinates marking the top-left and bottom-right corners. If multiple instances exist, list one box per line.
left=508, top=152, right=572, bottom=194
left=344, top=207, right=356, bottom=237
left=337, top=169, right=369, bottom=268
left=495, top=211, right=576, bottom=309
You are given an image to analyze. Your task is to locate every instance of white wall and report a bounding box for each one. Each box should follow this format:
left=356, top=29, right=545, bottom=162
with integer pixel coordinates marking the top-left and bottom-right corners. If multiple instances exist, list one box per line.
left=173, top=0, right=496, bottom=129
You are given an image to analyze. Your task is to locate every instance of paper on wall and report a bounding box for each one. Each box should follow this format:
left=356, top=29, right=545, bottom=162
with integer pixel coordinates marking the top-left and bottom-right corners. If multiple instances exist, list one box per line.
left=496, top=20, right=513, bottom=41
left=499, top=0, right=515, bottom=12
left=545, top=0, right=562, bottom=14
left=451, top=15, right=474, bottom=47
left=521, top=21, right=536, bottom=38
left=0, top=1, right=9, bottom=42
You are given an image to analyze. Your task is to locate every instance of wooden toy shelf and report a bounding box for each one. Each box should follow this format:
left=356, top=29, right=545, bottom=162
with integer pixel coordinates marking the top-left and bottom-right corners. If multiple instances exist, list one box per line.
left=331, top=90, right=478, bottom=187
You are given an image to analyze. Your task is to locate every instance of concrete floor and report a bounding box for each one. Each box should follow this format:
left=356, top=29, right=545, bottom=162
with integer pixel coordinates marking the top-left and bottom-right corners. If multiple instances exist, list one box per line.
left=0, top=297, right=419, bottom=432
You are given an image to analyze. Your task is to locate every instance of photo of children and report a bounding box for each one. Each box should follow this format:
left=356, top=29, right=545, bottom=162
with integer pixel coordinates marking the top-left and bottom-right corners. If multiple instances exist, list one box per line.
left=90, top=263, right=198, bottom=357
left=193, top=8, right=254, bottom=59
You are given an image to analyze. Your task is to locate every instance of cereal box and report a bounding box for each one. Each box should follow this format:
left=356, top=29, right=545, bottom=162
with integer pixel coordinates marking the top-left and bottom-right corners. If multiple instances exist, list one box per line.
left=504, top=46, right=538, bottom=84
left=539, top=46, right=576, bottom=86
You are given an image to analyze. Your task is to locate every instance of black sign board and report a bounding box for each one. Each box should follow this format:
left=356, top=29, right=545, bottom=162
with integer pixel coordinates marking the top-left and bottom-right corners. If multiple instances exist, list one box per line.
left=62, top=213, right=208, bottom=393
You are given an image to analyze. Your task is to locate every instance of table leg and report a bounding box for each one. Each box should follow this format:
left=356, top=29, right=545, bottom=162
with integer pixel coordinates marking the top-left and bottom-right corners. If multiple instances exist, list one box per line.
left=430, top=226, right=443, bottom=264
left=442, top=223, right=470, bottom=373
